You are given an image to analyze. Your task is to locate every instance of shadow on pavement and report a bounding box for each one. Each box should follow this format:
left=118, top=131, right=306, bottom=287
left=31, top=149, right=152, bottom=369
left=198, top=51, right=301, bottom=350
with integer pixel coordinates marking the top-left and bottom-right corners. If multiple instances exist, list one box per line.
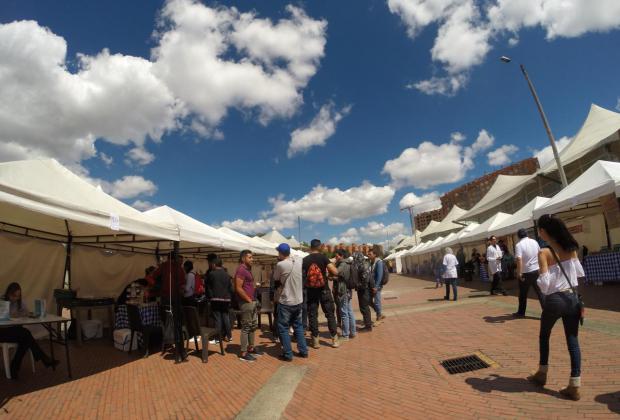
left=483, top=314, right=539, bottom=323
left=595, top=391, right=620, bottom=414
left=466, top=374, right=562, bottom=398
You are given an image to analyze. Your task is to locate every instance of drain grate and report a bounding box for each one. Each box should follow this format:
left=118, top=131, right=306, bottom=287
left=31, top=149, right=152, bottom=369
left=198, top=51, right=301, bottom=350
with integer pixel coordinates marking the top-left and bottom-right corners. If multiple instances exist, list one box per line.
left=440, top=354, right=490, bottom=374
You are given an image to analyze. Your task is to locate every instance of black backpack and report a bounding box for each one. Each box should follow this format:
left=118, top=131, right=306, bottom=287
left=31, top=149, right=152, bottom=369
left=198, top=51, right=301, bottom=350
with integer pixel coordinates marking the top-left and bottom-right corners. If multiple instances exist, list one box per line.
left=380, top=260, right=390, bottom=286
left=351, top=252, right=370, bottom=290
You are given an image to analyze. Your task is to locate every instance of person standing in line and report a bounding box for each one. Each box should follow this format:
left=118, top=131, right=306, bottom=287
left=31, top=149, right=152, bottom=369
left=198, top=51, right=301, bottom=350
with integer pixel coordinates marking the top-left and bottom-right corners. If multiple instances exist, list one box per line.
left=513, top=228, right=544, bottom=317
left=528, top=215, right=584, bottom=401
left=273, top=243, right=308, bottom=361
left=368, top=248, right=386, bottom=324
left=334, top=249, right=356, bottom=341
left=442, top=247, right=459, bottom=301
left=234, top=250, right=263, bottom=362
left=182, top=260, right=196, bottom=306
left=352, top=250, right=373, bottom=332
left=206, top=257, right=233, bottom=342
left=487, top=236, right=507, bottom=295
left=303, top=239, right=340, bottom=349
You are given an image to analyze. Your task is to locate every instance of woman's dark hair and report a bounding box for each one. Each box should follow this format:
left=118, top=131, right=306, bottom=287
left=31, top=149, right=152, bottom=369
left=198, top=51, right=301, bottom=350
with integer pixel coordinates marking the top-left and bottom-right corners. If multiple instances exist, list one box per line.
left=3, top=282, right=22, bottom=309
left=336, top=249, right=349, bottom=258
left=183, top=260, right=193, bottom=272
left=537, top=214, right=579, bottom=252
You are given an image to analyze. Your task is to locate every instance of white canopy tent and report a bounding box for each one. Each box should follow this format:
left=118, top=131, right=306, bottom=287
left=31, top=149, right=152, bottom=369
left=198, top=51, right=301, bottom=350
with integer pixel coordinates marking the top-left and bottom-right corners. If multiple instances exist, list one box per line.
left=458, top=175, right=535, bottom=221
left=459, top=213, right=512, bottom=243
left=533, top=160, right=620, bottom=218
left=261, top=229, right=288, bottom=244
left=491, top=196, right=550, bottom=238
left=414, top=236, right=444, bottom=256
left=426, top=232, right=458, bottom=254
left=218, top=227, right=277, bottom=257
left=287, top=236, right=301, bottom=248
left=442, top=223, right=480, bottom=248
left=540, top=105, right=620, bottom=174
left=419, top=221, right=441, bottom=238
left=420, top=206, right=467, bottom=240
left=394, top=233, right=422, bottom=250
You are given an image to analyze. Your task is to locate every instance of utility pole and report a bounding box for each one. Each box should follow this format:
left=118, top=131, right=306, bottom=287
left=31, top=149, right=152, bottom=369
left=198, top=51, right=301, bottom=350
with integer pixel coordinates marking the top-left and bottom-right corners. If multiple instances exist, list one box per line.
left=298, top=216, right=301, bottom=250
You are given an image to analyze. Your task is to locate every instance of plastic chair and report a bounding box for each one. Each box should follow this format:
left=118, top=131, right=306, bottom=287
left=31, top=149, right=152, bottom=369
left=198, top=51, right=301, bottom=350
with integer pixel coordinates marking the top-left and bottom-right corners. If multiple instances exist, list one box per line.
left=127, top=304, right=161, bottom=358
left=1, top=342, right=35, bottom=379
left=182, top=306, right=223, bottom=363
left=257, top=289, right=273, bottom=331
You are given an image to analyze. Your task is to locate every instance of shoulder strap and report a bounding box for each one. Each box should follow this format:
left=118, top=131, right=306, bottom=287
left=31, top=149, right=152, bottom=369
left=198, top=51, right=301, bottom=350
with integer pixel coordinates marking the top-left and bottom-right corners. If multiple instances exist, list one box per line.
left=549, top=247, right=577, bottom=293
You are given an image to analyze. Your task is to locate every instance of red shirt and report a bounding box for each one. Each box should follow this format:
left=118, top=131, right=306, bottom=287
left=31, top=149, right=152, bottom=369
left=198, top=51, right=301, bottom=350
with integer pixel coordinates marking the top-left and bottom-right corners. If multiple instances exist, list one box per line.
left=150, top=260, right=186, bottom=298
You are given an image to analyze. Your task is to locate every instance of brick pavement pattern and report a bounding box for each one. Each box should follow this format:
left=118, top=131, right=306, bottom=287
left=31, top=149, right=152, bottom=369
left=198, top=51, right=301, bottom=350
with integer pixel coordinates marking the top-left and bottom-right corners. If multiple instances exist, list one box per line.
left=1, top=275, right=619, bottom=419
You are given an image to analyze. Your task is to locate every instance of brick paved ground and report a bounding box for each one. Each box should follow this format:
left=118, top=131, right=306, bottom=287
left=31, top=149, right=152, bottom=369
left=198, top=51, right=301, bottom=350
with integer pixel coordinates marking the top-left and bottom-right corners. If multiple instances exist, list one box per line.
left=1, top=275, right=619, bottom=419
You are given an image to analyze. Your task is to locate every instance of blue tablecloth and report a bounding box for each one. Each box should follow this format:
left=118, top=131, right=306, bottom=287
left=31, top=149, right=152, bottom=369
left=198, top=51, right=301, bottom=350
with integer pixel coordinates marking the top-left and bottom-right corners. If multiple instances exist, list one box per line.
left=115, top=303, right=161, bottom=330
left=583, top=253, right=620, bottom=284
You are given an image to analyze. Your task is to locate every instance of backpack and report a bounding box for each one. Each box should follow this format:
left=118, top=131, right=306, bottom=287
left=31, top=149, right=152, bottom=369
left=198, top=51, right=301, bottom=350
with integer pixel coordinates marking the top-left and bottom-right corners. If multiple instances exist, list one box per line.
left=340, top=261, right=357, bottom=290
left=305, top=263, right=326, bottom=288
left=193, top=272, right=205, bottom=296
left=380, top=260, right=390, bottom=286
left=351, top=252, right=370, bottom=291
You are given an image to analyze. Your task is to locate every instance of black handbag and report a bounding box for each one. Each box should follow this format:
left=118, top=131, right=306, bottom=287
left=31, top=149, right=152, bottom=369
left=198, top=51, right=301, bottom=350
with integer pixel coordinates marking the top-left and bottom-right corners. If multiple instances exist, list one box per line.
left=550, top=247, right=585, bottom=325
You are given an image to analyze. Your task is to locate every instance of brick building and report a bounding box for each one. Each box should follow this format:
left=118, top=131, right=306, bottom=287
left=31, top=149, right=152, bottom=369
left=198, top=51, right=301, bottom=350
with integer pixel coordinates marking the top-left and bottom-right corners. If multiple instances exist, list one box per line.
left=414, top=157, right=539, bottom=231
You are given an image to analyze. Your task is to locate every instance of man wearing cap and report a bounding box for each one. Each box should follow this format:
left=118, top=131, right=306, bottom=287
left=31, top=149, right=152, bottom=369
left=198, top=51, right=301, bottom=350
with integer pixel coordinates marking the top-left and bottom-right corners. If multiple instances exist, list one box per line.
left=302, top=239, right=340, bottom=349
left=273, top=243, right=308, bottom=361
left=514, top=228, right=544, bottom=317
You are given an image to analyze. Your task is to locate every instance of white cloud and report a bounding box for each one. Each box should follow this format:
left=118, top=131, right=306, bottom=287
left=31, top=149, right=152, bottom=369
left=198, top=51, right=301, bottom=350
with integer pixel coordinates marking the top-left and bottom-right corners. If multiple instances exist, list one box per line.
left=153, top=0, right=327, bottom=131
left=126, top=147, right=155, bottom=166
left=222, top=181, right=395, bottom=234
left=131, top=200, right=158, bottom=211
left=487, top=144, right=519, bottom=166
left=390, top=0, right=620, bottom=96
left=287, top=102, right=351, bottom=157
left=360, top=221, right=407, bottom=238
left=327, top=228, right=360, bottom=245
left=99, top=152, right=113, bottom=167
left=398, top=191, right=442, bottom=214
left=106, top=176, right=157, bottom=200
left=470, top=129, right=495, bottom=155
left=451, top=131, right=465, bottom=142
left=533, top=136, right=571, bottom=166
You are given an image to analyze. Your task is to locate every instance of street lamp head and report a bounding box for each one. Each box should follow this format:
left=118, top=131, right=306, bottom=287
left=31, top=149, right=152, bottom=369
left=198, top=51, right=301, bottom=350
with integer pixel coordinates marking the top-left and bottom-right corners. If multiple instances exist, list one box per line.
left=500, top=56, right=512, bottom=63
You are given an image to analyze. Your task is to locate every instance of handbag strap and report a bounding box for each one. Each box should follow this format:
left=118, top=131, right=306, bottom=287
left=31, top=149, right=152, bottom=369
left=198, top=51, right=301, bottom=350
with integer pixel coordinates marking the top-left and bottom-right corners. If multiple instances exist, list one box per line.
left=549, top=247, right=578, bottom=294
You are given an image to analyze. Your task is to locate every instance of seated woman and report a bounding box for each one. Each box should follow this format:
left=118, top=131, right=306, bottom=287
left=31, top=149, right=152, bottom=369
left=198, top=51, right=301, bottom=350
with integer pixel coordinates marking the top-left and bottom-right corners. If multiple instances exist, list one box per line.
left=0, top=282, right=58, bottom=380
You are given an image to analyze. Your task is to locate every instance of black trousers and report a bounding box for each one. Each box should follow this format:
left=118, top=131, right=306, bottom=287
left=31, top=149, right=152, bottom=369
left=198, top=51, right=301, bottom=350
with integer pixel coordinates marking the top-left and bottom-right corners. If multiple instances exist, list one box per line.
left=306, top=287, right=338, bottom=338
left=491, top=272, right=505, bottom=293
left=517, top=270, right=544, bottom=314
left=0, top=326, right=47, bottom=373
left=210, top=301, right=232, bottom=339
left=357, top=288, right=373, bottom=328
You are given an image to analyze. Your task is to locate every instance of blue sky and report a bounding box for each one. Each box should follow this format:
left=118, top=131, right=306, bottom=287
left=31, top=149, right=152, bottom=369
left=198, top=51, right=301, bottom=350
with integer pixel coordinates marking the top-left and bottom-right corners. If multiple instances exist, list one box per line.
left=1, top=0, right=619, bottom=246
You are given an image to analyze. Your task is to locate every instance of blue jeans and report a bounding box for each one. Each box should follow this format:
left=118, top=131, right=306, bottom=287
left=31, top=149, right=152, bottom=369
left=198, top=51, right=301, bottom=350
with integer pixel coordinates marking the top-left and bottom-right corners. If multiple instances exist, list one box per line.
left=277, top=303, right=308, bottom=358
left=339, top=291, right=356, bottom=338
left=445, top=278, right=458, bottom=300
left=539, top=291, right=581, bottom=377
left=372, top=287, right=382, bottom=318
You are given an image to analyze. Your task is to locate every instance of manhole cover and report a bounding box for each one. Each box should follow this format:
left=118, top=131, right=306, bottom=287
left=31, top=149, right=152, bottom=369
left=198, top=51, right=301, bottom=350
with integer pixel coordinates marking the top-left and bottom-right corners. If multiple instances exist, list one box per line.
left=440, top=354, right=490, bottom=374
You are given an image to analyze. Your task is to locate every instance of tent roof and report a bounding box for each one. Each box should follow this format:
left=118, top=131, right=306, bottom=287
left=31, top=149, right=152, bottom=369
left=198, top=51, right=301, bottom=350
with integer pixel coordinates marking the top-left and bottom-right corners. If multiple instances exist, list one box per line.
left=0, top=159, right=178, bottom=242
left=414, top=236, right=444, bottom=256
left=287, top=236, right=301, bottom=247
left=409, top=240, right=432, bottom=256
left=533, top=160, right=620, bottom=218
left=491, top=196, right=550, bottom=238
left=218, top=227, right=277, bottom=256
left=421, top=206, right=467, bottom=238
left=419, top=220, right=441, bottom=237
left=541, top=104, right=620, bottom=174
left=459, top=212, right=512, bottom=243
left=143, top=206, right=249, bottom=252
left=427, top=232, right=458, bottom=253
left=394, top=233, right=421, bottom=250
left=442, top=223, right=480, bottom=248
left=458, top=174, right=535, bottom=221
left=261, top=229, right=288, bottom=244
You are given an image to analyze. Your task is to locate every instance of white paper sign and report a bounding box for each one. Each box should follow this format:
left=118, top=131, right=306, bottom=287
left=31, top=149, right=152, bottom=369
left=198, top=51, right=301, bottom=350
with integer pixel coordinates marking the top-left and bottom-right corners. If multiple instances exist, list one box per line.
left=110, top=213, right=120, bottom=231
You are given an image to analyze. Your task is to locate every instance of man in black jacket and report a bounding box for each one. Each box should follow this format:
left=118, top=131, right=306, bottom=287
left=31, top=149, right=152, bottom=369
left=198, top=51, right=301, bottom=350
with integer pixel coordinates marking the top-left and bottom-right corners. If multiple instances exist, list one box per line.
left=206, top=257, right=233, bottom=342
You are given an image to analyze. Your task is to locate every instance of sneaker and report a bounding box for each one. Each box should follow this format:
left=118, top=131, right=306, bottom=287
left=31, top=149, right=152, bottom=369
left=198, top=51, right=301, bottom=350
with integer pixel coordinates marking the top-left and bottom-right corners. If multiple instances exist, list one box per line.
left=358, top=326, right=372, bottom=333
left=225, top=336, right=233, bottom=342
left=295, top=352, right=308, bottom=358
left=209, top=339, right=220, bottom=344
left=349, top=334, right=356, bottom=339
left=248, top=347, right=264, bottom=356
left=278, top=354, right=293, bottom=362
left=239, top=353, right=257, bottom=362
left=331, top=335, right=340, bottom=348
left=341, top=336, right=350, bottom=342
left=312, top=336, right=320, bottom=349
left=512, top=312, right=525, bottom=318
left=379, top=315, right=386, bottom=321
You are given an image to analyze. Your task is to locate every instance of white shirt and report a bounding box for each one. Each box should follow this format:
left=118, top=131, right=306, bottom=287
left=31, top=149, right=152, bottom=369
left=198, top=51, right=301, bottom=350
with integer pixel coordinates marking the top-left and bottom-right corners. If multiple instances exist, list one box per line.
left=442, top=254, right=459, bottom=279
left=486, top=245, right=503, bottom=275
left=537, top=258, right=584, bottom=296
left=184, top=272, right=195, bottom=298
left=515, top=237, right=540, bottom=274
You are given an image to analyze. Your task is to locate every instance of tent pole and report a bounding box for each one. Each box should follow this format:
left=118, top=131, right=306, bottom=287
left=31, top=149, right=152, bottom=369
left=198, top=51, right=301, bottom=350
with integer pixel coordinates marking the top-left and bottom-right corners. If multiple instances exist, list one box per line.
left=171, top=241, right=184, bottom=363
left=63, top=220, right=73, bottom=290
left=603, top=214, right=612, bottom=249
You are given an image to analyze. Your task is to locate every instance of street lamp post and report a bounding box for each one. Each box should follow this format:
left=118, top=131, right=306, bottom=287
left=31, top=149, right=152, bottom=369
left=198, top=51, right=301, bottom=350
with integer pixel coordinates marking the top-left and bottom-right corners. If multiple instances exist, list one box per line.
left=501, top=56, right=568, bottom=188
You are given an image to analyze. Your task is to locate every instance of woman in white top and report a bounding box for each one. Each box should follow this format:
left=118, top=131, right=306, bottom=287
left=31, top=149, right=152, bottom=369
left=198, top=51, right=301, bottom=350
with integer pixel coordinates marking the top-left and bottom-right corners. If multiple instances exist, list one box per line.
left=442, top=248, right=459, bottom=301
left=528, top=214, right=584, bottom=401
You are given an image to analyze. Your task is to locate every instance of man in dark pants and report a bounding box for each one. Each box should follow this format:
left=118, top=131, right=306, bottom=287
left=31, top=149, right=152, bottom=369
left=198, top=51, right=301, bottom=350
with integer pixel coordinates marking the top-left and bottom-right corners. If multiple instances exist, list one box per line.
left=514, top=228, right=544, bottom=317
left=303, top=239, right=340, bottom=349
left=351, top=250, right=373, bottom=331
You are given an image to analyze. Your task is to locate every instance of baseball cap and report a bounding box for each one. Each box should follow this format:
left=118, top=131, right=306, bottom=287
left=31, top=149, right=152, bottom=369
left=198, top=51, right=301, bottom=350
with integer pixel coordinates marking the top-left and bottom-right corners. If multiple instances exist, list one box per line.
left=276, top=243, right=291, bottom=255
left=517, top=228, right=528, bottom=238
